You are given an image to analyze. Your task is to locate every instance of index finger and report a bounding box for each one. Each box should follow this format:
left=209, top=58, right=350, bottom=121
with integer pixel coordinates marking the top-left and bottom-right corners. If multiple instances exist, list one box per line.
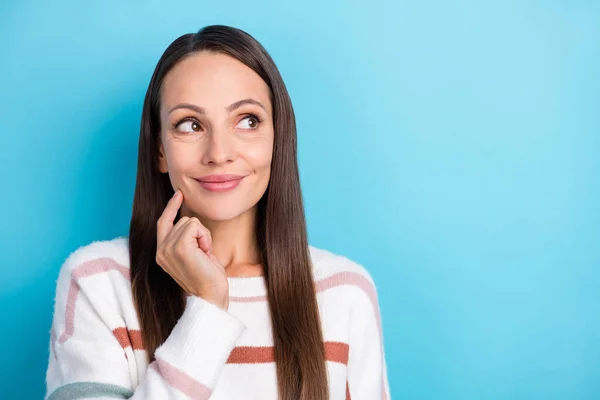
left=157, top=190, right=183, bottom=246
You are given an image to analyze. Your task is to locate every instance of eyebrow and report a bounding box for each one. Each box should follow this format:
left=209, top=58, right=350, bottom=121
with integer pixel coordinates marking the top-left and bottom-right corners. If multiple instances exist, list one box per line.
left=168, top=98, right=267, bottom=115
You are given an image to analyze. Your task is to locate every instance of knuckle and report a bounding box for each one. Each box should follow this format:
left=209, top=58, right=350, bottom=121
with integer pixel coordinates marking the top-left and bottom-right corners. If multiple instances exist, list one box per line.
left=173, top=240, right=185, bottom=254
left=162, top=244, right=174, bottom=259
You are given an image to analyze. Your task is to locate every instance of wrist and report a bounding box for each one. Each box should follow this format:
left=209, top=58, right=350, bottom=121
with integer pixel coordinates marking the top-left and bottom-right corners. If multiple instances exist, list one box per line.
left=205, top=296, right=228, bottom=311
left=191, top=289, right=228, bottom=311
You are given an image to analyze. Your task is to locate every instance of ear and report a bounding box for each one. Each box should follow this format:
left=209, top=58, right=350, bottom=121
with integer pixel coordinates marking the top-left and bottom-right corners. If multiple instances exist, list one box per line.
left=157, top=141, right=168, bottom=173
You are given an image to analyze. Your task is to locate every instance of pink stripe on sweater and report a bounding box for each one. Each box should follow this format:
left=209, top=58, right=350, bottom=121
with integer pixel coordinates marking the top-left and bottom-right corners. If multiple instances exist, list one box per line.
left=150, top=359, right=212, bottom=400
left=71, top=258, right=130, bottom=281
left=228, top=294, right=267, bottom=302
left=225, top=341, right=349, bottom=365
left=58, top=283, right=80, bottom=344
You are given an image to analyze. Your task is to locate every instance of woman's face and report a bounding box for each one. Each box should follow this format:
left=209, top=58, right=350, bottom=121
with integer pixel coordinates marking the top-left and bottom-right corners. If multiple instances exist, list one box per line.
left=158, top=51, right=274, bottom=221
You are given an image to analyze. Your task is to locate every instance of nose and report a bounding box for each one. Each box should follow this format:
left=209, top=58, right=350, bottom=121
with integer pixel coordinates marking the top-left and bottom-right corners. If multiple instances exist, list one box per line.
left=201, top=126, right=236, bottom=166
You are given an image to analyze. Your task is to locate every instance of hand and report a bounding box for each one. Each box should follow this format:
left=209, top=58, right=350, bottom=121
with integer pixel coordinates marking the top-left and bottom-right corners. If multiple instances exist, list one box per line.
left=155, top=190, right=229, bottom=310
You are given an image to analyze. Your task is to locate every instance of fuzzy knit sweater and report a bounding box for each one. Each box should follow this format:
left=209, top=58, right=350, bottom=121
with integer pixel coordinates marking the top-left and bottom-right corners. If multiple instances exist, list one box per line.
left=45, top=236, right=391, bottom=399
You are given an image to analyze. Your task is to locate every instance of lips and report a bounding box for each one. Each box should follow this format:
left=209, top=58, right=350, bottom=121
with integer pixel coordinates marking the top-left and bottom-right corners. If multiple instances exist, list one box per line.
left=194, top=174, right=246, bottom=193
left=195, top=174, right=246, bottom=183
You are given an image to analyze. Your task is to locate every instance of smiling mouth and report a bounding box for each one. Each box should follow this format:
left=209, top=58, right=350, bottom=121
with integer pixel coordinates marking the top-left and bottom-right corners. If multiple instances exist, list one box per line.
left=193, top=176, right=245, bottom=192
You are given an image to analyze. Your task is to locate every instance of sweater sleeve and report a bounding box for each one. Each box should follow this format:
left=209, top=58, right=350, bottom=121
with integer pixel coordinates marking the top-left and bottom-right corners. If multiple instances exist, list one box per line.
left=346, top=271, right=392, bottom=400
left=45, top=253, right=246, bottom=400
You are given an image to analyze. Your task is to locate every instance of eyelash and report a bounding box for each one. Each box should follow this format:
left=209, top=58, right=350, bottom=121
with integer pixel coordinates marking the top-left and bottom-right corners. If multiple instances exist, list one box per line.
left=172, top=113, right=265, bottom=131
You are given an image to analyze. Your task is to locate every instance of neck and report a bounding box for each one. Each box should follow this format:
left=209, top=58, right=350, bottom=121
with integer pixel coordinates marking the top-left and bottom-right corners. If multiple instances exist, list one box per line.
left=182, top=205, right=261, bottom=274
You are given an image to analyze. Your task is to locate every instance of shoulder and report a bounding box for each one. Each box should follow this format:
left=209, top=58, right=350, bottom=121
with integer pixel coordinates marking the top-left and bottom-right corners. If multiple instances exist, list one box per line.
left=309, top=244, right=376, bottom=285
left=54, top=236, right=131, bottom=298
left=59, top=236, right=130, bottom=274
left=51, top=236, right=135, bottom=335
left=308, top=245, right=380, bottom=305
left=308, top=246, right=385, bottom=344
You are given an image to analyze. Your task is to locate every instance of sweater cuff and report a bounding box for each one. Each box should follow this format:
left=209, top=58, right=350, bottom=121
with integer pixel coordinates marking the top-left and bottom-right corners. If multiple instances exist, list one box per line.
left=155, top=295, right=246, bottom=386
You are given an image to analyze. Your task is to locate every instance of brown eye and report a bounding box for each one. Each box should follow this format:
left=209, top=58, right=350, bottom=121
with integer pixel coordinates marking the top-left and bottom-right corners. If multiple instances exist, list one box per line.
left=236, top=115, right=260, bottom=130
left=177, top=120, right=202, bottom=133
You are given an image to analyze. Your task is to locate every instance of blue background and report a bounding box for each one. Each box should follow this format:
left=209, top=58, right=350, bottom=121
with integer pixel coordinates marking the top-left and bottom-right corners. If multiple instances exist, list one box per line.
left=1, top=0, right=599, bottom=398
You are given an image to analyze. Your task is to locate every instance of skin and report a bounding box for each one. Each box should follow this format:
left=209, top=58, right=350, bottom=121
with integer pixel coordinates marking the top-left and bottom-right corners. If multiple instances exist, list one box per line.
left=155, top=52, right=275, bottom=308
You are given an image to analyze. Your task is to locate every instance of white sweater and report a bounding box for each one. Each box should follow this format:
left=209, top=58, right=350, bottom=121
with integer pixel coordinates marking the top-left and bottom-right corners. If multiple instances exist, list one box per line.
left=45, top=236, right=391, bottom=399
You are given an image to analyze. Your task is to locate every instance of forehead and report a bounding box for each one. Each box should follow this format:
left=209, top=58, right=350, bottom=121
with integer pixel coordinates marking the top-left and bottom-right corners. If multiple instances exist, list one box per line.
left=160, top=51, right=272, bottom=114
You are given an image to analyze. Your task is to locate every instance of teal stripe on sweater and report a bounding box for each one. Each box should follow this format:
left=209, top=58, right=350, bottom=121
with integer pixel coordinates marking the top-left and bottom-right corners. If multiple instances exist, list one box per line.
left=47, top=382, right=134, bottom=400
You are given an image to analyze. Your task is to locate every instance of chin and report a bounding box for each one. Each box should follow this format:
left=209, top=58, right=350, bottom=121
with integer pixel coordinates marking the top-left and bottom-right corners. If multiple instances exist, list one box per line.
left=201, top=209, right=245, bottom=221
left=190, top=201, right=254, bottom=222
left=180, top=187, right=264, bottom=222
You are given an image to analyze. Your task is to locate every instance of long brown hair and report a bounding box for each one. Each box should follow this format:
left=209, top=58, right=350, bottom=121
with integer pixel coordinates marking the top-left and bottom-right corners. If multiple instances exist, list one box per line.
left=128, top=25, right=328, bottom=399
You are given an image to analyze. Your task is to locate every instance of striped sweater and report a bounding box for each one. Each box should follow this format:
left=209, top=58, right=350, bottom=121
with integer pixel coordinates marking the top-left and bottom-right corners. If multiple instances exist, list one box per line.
left=45, top=236, right=391, bottom=399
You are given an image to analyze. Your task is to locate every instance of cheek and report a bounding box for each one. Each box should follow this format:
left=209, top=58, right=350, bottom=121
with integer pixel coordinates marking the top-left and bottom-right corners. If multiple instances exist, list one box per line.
left=246, top=137, right=274, bottom=172
left=164, top=143, right=195, bottom=172
left=248, top=148, right=273, bottom=174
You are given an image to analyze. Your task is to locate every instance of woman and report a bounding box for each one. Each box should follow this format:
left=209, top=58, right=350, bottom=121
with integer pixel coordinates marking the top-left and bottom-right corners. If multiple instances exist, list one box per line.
left=46, top=25, right=391, bottom=400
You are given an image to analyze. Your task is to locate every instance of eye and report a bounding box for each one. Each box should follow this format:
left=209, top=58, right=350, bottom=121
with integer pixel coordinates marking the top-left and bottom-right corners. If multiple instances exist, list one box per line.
left=236, top=114, right=261, bottom=130
left=174, top=118, right=202, bottom=133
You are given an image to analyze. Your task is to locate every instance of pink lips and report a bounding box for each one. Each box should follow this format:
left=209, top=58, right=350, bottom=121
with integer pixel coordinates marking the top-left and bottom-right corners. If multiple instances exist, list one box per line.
left=194, top=174, right=246, bottom=193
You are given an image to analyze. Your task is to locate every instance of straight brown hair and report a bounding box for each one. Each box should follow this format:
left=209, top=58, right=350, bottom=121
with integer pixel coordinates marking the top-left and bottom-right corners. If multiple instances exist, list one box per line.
left=128, top=25, right=329, bottom=399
